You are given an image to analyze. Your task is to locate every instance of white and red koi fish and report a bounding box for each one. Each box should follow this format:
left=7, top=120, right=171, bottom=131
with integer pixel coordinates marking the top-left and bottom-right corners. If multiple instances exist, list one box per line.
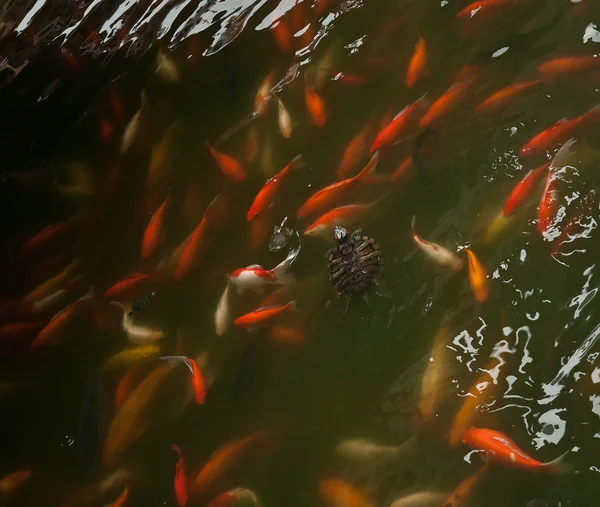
left=411, top=216, right=464, bottom=271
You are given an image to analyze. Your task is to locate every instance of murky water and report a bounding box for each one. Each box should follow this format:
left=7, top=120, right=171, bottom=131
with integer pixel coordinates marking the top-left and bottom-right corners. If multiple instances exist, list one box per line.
left=1, top=0, right=600, bottom=506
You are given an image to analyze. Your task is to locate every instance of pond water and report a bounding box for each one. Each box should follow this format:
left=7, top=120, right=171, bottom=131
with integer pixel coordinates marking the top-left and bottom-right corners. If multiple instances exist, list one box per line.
left=1, top=0, right=600, bottom=506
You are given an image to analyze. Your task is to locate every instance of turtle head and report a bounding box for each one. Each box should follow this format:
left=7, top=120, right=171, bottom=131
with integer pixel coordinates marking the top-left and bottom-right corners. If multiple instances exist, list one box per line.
left=334, top=226, right=348, bottom=244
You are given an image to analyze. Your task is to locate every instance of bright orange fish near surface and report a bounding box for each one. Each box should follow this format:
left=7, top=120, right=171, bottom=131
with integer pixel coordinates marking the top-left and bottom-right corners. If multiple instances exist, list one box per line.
left=319, top=478, right=374, bottom=507
left=234, top=301, right=297, bottom=328
left=171, top=444, right=189, bottom=506
left=463, top=427, right=569, bottom=473
left=247, top=156, right=303, bottom=221
left=207, top=144, right=246, bottom=182
left=141, top=191, right=172, bottom=259
left=419, top=78, right=474, bottom=128
left=304, top=204, right=369, bottom=236
left=537, top=170, right=559, bottom=235
left=297, top=152, right=380, bottom=218
left=503, top=162, right=549, bottom=217
left=305, top=85, right=327, bottom=127
left=476, top=80, right=542, bottom=114
left=104, top=269, right=166, bottom=301
left=465, top=249, right=488, bottom=302
left=405, top=35, right=427, bottom=88
left=538, top=56, right=600, bottom=78
left=370, top=95, right=426, bottom=153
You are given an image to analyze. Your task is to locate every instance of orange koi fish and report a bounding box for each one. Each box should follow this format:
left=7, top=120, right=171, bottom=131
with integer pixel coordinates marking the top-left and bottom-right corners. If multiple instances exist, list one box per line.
left=175, top=195, right=220, bottom=280
left=247, top=156, right=303, bottom=221
left=503, top=162, right=549, bottom=217
left=234, top=301, right=297, bottom=328
left=161, top=356, right=206, bottom=405
left=370, top=95, right=426, bottom=153
left=141, top=192, right=172, bottom=259
left=405, top=35, right=427, bottom=88
left=419, top=78, right=474, bottom=128
left=338, top=121, right=375, bottom=178
left=448, top=357, right=502, bottom=447
left=304, top=204, right=369, bottom=236
left=249, top=208, right=272, bottom=251
left=463, top=427, right=569, bottom=473
left=538, top=56, right=600, bottom=78
left=537, top=170, right=559, bottom=235
left=192, top=433, right=261, bottom=496
left=319, top=478, right=374, bottom=507
left=114, top=366, right=144, bottom=410
left=272, top=18, right=294, bottom=54
left=171, top=444, right=189, bottom=506
left=476, top=80, right=542, bottom=114
left=254, top=69, right=276, bottom=117
left=21, top=219, right=79, bottom=256
left=520, top=105, right=600, bottom=157
left=104, top=269, right=166, bottom=301
left=297, top=152, right=380, bottom=218
left=411, top=216, right=464, bottom=271
left=275, top=95, right=293, bottom=139
left=390, top=156, right=413, bottom=182
left=207, top=144, right=246, bottom=182
left=465, top=249, right=488, bottom=302
left=305, top=85, right=327, bottom=127
left=105, top=482, right=129, bottom=507
left=444, top=463, right=489, bottom=507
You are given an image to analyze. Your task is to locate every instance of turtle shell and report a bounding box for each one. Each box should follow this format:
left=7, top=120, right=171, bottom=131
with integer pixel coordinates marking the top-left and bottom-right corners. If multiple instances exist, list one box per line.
left=327, top=230, right=383, bottom=297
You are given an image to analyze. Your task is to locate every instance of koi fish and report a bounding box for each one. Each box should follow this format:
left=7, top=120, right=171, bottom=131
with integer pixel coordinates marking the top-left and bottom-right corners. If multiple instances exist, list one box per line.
left=520, top=105, right=600, bottom=157
left=247, top=156, right=303, bottom=220
left=160, top=356, right=206, bottom=405
left=503, top=162, right=550, bottom=216
left=156, top=49, right=180, bottom=83
left=111, top=302, right=164, bottom=344
left=335, top=438, right=407, bottom=461
left=304, top=204, right=369, bottom=236
left=207, top=144, right=246, bottom=182
left=537, top=170, right=559, bottom=236
left=206, top=488, right=260, bottom=507
left=463, top=427, right=569, bottom=473
left=0, top=321, right=44, bottom=340
left=105, top=482, right=129, bottom=507
left=175, top=195, right=220, bottom=280
left=114, top=366, right=143, bottom=410
left=443, top=463, right=489, bottom=507
left=319, top=478, right=374, bottom=507
left=338, top=121, right=375, bottom=178
left=370, top=96, right=426, bottom=153
left=405, top=35, right=427, bottom=88
left=538, top=56, right=600, bottom=78
left=103, top=344, right=161, bottom=370
left=170, top=444, right=189, bottom=506
left=419, top=78, right=474, bottom=128
left=192, top=433, right=262, bottom=496
left=272, top=18, right=294, bottom=54
left=390, top=491, right=447, bottom=507
left=104, top=269, right=166, bottom=302
left=465, top=249, right=488, bottom=302
left=476, top=80, right=542, bottom=114
left=234, top=301, right=297, bottom=328
left=411, top=216, right=464, bottom=271
left=21, top=218, right=80, bottom=256
left=391, top=156, right=413, bottom=182
left=230, top=245, right=299, bottom=294
left=297, top=152, right=380, bottom=218
left=254, top=69, right=276, bottom=117
left=275, top=95, right=293, bottom=139
left=215, top=280, right=232, bottom=337
left=305, top=85, right=327, bottom=127
left=121, top=108, right=142, bottom=153
left=21, top=258, right=82, bottom=310
left=141, top=192, right=172, bottom=258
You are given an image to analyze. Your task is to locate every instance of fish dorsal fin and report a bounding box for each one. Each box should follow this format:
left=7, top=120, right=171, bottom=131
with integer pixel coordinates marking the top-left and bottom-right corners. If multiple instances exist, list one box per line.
left=159, top=355, right=194, bottom=374
left=245, top=264, right=263, bottom=270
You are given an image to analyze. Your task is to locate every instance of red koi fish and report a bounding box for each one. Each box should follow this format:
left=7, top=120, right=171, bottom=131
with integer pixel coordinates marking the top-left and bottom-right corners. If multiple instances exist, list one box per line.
left=465, top=249, right=488, bottom=302
left=538, top=56, right=600, bottom=78
left=520, top=105, right=600, bottom=157
left=175, top=195, right=220, bottom=280
left=538, top=171, right=559, bottom=235
left=304, top=204, right=369, bottom=236
left=419, top=78, right=475, bottom=128
left=503, top=162, right=550, bottom=217
left=161, top=356, right=207, bottom=405
left=207, top=144, right=246, bottom=182
left=247, top=156, right=303, bottom=221
left=171, top=444, right=189, bottom=506
left=305, top=85, right=327, bottom=127
left=411, top=217, right=464, bottom=271
left=272, top=18, right=294, bottom=54
left=297, top=152, right=380, bottom=218
left=141, top=192, right=172, bottom=258
left=476, top=80, right=542, bottom=114
left=338, top=120, right=375, bottom=178
left=370, top=96, right=426, bottom=153
left=463, top=427, right=569, bottom=473
left=230, top=246, right=298, bottom=294
left=405, top=35, right=427, bottom=88
left=234, top=301, right=297, bottom=328
left=104, top=269, right=166, bottom=301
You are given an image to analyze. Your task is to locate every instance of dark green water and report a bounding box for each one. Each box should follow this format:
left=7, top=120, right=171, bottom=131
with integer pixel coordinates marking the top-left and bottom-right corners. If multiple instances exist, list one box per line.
left=1, top=0, right=600, bottom=506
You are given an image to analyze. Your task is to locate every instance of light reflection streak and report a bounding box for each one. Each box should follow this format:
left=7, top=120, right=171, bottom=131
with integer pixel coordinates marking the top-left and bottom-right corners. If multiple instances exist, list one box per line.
left=15, top=0, right=48, bottom=33
left=56, top=0, right=105, bottom=42
left=516, top=326, right=533, bottom=374
left=533, top=408, right=566, bottom=449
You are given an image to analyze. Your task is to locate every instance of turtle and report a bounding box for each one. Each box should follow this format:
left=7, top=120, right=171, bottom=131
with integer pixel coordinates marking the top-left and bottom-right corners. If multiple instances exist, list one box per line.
left=326, top=226, right=383, bottom=298
left=269, top=217, right=294, bottom=252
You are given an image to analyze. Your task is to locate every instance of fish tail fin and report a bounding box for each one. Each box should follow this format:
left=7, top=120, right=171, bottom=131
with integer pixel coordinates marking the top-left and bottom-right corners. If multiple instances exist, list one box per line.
left=274, top=271, right=295, bottom=286
left=544, top=449, right=572, bottom=475
left=160, top=355, right=194, bottom=374
left=272, top=245, right=301, bottom=285
left=290, top=154, right=305, bottom=170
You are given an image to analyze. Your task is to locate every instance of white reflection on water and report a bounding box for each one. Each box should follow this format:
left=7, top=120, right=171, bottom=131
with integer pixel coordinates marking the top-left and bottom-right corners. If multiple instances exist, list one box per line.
left=533, top=408, right=566, bottom=449
left=15, top=0, right=48, bottom=33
